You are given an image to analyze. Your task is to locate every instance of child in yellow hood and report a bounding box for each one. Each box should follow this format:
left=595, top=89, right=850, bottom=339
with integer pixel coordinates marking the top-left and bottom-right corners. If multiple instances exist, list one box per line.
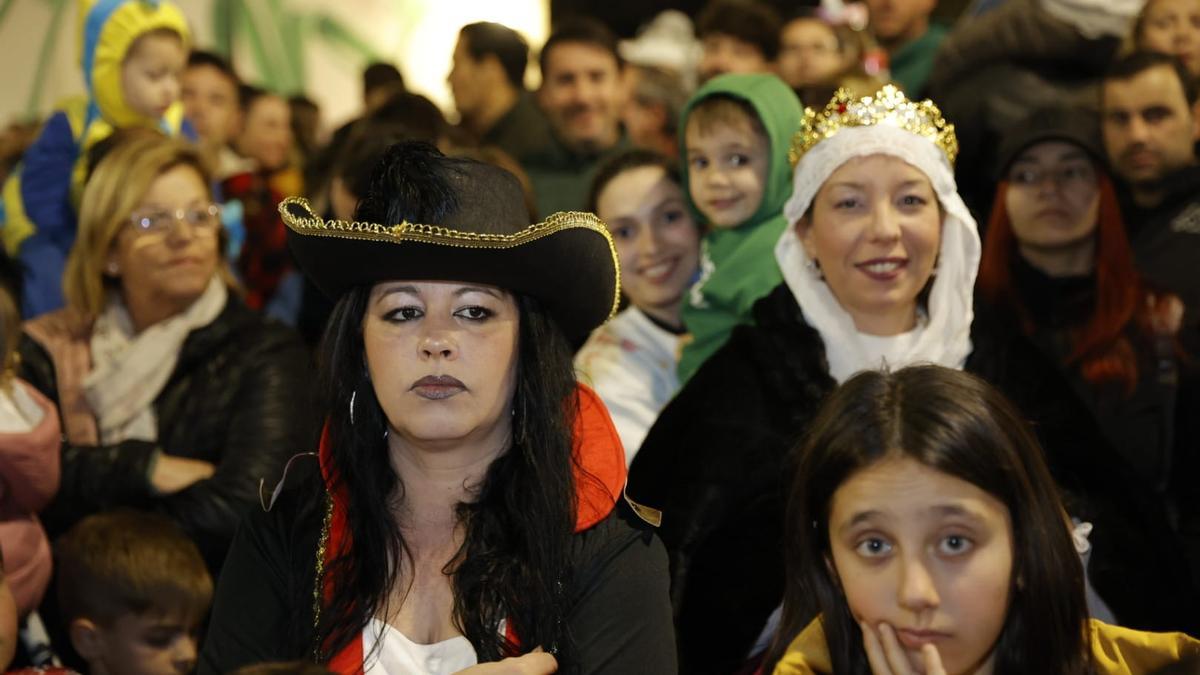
left=765, top=366, right=1199, bottom=675
left=2, top=0, right=191, bottom=317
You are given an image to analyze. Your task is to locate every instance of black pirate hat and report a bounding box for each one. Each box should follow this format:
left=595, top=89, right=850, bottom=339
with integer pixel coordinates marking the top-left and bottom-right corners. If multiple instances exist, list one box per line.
left=281, top=145, right=619, bottom=343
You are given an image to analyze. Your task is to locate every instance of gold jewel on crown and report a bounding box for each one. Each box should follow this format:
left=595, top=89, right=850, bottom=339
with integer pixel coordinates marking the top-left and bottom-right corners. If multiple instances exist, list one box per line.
left=788, top=85, right=958, bottom=168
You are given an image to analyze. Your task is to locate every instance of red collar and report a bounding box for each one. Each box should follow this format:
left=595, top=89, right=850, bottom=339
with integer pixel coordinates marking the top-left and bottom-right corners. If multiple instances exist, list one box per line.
left=318, top=383, right=625, bottom=672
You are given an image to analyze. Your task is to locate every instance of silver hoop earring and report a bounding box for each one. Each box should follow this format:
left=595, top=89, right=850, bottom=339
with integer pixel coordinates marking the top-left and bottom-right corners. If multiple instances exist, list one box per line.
left=349, top=389, right=357, bottom=425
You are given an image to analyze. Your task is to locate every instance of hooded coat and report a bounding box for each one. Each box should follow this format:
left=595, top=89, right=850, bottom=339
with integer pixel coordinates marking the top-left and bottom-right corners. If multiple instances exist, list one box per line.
left=675, top=74, right=802, bottom=384
left=1, top=0, right=193, bottom=317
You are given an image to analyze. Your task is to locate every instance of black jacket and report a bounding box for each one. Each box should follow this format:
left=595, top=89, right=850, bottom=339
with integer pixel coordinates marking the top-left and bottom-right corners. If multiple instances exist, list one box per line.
left=627, top=284, right=1200, bottom=675
left=19, top=296, right=318, bottom=571
left=198, top=458, right=678, bottom=675
left=1118, top=165, right=1200, bottom=353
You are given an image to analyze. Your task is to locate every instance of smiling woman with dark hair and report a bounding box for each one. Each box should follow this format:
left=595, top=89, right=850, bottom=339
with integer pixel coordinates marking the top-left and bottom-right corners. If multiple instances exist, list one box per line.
left=199, top=142, right=676, bottom=675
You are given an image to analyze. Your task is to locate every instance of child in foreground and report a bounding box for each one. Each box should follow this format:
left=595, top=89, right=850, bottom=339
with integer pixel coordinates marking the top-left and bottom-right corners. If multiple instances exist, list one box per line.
left=56, top=510, right=212, bottom=675
left=766, top=365, right=1199, bottom=675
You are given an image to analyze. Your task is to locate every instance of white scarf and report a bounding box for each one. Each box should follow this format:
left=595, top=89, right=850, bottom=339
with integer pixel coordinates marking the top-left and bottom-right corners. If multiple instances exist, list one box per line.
left=1040, top=0, right=1144, bottom=40
left=778, top=125, right=981, bottom=384
left=84, top=277, right=228, bottom=444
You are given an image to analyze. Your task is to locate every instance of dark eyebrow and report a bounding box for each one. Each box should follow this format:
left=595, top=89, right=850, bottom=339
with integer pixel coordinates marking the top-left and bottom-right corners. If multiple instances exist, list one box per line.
left=454, top=285, right=502, bottom=299
left=839, top=509, right=882, bottom=534
left=1057, top=149, right=1090, bottom=163
left=375, top=284, right=420, bottom=299
left=928, top=504, right=987, bottom=524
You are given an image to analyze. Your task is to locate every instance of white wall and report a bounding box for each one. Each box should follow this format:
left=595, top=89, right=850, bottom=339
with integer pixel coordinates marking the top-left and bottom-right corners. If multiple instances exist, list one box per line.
left=0, top=0, right=549, bottom=132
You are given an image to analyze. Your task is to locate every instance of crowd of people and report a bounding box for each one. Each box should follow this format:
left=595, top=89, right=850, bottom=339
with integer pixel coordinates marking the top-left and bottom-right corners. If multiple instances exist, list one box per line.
left=0, top=0, right=1199, bottom=673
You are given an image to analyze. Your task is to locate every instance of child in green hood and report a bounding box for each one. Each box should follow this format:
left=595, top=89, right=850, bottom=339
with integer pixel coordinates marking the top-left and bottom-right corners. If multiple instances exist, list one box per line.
left=677, top=73, right=802, bottom=383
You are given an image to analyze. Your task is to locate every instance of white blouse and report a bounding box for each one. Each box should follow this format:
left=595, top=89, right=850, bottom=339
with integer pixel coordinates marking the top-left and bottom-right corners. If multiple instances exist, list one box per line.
left=575, top=308, right=684, bottom=464
left=362, top=618, right=478, bottom=675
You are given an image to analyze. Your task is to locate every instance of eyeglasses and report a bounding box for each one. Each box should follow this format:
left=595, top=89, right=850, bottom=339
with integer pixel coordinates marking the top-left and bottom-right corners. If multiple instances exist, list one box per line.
left=1007, top=164, right=1097, bottom=189
left=128, top=204, right=221, bottom=235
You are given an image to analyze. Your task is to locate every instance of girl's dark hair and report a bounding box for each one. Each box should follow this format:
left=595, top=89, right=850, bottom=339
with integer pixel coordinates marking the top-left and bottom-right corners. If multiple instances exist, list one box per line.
left=586, top=148, right=683, bottom=214
left=313, top=142, right=579, bottom=665
left=762, top=366, right=1091, bottom=675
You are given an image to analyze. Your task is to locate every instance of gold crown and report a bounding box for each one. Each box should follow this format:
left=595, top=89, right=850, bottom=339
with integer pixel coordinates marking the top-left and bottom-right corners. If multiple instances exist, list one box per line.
left=788, top=85, right=958, bottom=168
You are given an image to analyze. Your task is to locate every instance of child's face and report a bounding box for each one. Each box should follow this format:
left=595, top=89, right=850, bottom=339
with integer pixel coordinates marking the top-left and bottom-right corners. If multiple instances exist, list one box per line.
left=685, top=117, right=769, bottom=229
left=827, top=456, right=1013, bottom=675
left=595, top=165, right=700, bottom=325
left=90, top=612, right=199, bottom=675
left=121, top=32, right=186, bottom=119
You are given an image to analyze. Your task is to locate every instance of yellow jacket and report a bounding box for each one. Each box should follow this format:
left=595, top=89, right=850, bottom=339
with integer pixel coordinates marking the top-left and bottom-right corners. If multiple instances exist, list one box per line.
left=774, top=618, right=1200, bottom=674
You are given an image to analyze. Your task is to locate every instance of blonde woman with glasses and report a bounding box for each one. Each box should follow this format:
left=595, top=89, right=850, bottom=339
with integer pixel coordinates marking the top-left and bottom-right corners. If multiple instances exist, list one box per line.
left=18, top=133, right=315, bottom=572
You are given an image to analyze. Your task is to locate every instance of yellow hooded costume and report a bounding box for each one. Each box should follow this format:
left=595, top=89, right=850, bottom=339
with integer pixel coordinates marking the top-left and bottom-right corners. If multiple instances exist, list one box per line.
left=1, top=0, right=190, bottom=316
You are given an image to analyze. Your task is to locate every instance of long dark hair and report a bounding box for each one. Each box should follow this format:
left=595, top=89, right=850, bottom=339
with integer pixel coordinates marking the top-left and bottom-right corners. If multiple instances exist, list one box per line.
left=312, top=143, right=579, bottom=665
left=762, top=366, right=1092, bottom=674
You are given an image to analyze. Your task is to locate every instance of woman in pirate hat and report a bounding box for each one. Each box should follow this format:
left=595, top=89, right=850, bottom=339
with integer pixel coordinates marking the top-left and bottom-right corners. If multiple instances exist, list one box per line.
left=200, top=142, right=676, bottom=675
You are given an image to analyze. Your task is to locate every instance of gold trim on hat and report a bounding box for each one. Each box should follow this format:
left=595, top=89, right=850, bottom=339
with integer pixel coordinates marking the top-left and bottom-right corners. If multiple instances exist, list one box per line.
left=279, top=196, right=621, bottom=321
left=788, top=85, right=958, bottom=168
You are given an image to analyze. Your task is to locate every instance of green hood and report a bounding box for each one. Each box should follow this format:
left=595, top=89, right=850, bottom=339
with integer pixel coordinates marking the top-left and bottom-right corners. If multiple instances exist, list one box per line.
left=677, top=73, right=803, bottom=228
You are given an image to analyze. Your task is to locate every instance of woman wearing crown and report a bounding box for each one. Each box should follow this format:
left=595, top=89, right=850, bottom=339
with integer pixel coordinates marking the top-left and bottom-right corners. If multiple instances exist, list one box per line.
left=626, top=87, right=1199, bottom=674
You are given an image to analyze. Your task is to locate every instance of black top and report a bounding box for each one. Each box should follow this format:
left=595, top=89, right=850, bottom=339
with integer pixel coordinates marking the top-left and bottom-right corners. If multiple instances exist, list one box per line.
left=18, top=296, right=318, bottom=572
left=1118, top=164, right=1200, bottom=353
left=1008, top=257, right=1187, bottom=487
left=482, top=92, right=556, bottom=166
left=198, top=458, right=678, bottom=675
left=627, top=283, right=1200, bottom=675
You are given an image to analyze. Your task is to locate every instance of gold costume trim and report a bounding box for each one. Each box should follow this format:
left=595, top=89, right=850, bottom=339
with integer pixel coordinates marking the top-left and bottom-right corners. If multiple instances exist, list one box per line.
left=789, top=85, right=959, bottom=168
left=279, top=197, right=622, bottom=322
left=311, top=492, right=334, bottom=659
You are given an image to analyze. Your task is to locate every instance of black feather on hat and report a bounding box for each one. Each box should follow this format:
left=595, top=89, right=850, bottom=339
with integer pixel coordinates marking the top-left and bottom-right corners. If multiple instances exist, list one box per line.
left=281, top=142, right=620, bottom=344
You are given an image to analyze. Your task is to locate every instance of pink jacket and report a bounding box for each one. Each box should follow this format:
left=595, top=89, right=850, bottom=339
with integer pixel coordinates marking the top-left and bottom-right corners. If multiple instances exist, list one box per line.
left=0, top=380, right=61, bottom=617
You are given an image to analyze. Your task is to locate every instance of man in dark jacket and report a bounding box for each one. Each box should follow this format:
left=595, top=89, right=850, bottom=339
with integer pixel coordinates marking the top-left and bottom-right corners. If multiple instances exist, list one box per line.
left=449, top=22, right=554, bottom=163
left=525, top=18, right=628, bottom=216
left=1102, top=51, right=1200, bottom=349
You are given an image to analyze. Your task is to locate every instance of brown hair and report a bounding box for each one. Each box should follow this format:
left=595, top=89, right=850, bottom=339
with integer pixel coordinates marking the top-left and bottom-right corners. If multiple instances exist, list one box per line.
left=685, top=95, right=766, bottom=140
left=56, top=510, right=213, bottom=627
left=0, top=287, right=18, bottom=389
left=64, top=133, right=237, bottom=316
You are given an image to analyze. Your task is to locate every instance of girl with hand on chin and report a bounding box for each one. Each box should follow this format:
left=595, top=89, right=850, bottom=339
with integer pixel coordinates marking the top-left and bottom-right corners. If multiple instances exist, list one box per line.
left=627, top=86, right=1198, bottom=674
left=199, top=142, right=676, bottom=675
left=766, top=366, right=1200, bottom=675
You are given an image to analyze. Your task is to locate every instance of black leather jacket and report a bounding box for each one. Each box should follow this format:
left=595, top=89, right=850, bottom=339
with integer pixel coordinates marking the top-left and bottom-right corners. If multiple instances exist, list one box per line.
left=19, top=296, right=318, bottom=571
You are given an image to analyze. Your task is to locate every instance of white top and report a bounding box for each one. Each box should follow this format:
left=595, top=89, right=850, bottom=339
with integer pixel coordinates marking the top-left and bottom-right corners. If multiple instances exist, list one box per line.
left=362, top=618, right=478, bottom=675
left=0, top=381, right=45, bottom=434
left=575, top=307, right=684, bottom=464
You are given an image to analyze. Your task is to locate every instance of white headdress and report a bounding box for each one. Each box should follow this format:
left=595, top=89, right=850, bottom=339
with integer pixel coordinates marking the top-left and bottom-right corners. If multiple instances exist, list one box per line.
left=776, top=86, right=982, bottom=383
